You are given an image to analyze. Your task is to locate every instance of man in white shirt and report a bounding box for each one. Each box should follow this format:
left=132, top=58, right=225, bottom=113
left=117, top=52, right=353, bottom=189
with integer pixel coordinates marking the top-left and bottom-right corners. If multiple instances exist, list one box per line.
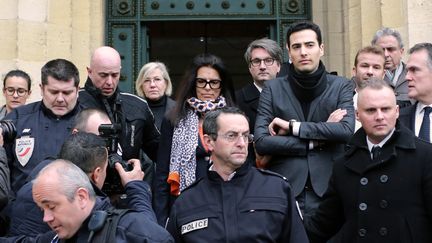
left=399, top=42, right=432, bottom=143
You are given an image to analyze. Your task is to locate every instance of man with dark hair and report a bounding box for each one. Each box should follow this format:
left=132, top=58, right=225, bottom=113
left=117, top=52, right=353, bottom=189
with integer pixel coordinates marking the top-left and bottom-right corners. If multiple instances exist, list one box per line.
left=167, top=107, right=308, bottom=243
left=399, top=42, right=432, bottom=143
left=6, top=110, right=157, bottom=237
left=371, top=27, right=412, bottom=107
left=254, top=21, right=355, bottom=218
left=4, top=58, right=81, bottom=193
left=305, top=78, right=432, bottom=242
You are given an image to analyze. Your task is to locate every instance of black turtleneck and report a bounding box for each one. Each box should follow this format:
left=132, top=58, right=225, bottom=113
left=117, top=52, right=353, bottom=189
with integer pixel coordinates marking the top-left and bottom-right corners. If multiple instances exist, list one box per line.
left=288, top=61, right=327, bottom=118
left=147, top=95, right=168, bottom=130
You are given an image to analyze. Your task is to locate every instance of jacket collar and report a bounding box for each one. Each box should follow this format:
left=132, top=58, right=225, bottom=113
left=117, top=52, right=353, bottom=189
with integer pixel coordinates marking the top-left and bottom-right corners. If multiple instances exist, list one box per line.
left=344, top=121, right=416, bottom=174
left=84, top=77, right=119, bottom=103
left=207, top=160, right=251, bottom=182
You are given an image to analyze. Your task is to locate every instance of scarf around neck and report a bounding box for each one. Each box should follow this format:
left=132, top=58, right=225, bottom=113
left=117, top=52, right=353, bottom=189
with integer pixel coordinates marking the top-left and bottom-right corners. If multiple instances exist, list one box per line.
left=168, top=96, right=226, bottom=195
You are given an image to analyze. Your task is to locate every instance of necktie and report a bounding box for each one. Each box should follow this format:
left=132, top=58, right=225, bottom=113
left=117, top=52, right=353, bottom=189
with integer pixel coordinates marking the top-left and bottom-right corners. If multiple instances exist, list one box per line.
left=371, top=146, right=381, bottom=162
left=419, top=107, right=432, bottom=142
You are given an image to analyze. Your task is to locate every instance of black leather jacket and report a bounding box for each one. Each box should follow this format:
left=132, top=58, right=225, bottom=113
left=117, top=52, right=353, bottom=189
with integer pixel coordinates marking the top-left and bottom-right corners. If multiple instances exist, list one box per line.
left=78, top=78, right=160, bottom=161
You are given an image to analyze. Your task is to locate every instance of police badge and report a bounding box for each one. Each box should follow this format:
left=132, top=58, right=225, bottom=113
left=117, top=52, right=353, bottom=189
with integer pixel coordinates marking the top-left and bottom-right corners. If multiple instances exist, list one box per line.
left=15, top=135, right=34, bottom=167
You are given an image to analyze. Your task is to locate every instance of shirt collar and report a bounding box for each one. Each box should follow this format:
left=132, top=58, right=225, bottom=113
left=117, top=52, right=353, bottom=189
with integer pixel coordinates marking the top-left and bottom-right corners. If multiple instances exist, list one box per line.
left=366, top=128, right=395, bottom=152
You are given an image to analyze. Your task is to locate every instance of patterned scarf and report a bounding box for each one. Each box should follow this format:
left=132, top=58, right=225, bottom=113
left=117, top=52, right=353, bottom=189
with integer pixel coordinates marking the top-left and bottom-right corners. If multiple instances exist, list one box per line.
left=168, top=96, right=226, bottom=195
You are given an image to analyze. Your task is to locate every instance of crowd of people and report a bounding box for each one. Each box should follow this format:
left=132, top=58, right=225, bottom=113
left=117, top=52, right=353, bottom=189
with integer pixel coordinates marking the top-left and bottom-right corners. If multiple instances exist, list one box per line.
left=0, top=20, right=431, bottom=243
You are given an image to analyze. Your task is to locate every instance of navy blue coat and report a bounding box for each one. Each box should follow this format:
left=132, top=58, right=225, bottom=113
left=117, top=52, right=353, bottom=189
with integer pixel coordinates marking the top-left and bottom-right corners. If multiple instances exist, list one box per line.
left=3, top=196, right=173, bottom=243
left=166, top=162, right=309, bottom=243
left=4, top=102, right=81, bottom=193
left=305, top=122, right=432, bottom=242
left=7, top=159, right=157, bottom=237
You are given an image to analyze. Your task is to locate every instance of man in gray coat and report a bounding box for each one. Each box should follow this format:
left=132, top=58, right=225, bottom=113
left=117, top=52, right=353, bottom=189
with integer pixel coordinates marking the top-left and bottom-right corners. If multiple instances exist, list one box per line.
left=254, top=21, right=355, bottom=217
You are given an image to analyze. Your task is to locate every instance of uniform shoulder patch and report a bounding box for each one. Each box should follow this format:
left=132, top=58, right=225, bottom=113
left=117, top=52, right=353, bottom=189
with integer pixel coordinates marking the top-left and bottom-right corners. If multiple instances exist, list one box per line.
left=256, top=168, right=288, bottom=181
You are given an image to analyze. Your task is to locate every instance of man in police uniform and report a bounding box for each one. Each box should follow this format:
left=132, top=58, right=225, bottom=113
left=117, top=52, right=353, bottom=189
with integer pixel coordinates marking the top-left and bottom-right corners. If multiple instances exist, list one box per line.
left=166, top=107, right=308, bottom=243
left=78, top=46, right=160, bottom=185
left=5, top=58, right=81, bottom=193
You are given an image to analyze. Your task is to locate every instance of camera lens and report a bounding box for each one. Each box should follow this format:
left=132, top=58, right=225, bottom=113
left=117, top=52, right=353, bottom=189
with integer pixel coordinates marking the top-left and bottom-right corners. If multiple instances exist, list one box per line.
left=0, top=120, right=17, bottom=144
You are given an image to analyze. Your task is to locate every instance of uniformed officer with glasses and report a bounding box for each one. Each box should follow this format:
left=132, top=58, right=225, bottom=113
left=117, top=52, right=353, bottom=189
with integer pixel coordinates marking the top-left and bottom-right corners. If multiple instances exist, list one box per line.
left=166, top=106, right=308, bottom=243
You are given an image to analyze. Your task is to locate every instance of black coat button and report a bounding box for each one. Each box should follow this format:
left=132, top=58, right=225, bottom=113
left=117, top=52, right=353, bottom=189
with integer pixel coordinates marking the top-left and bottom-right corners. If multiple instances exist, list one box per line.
left=380, top=174, right=389, bottom=183
left=380, top=200, right=388, bottom=208
left=379, top=227, right=388, bottom=236
left=360, top=177, right=368, bottom=185
left=358, top=228, right=367, bottom=237
left=359, top=203, right=367, bottom=211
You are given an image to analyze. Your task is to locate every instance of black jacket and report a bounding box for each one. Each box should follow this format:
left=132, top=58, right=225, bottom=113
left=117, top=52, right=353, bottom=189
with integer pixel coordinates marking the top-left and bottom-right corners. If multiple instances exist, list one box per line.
left=4, top=101, right=81, bottom=193
left=7, top=157, right=158, bottom=237
left=305, top=122, right=432, bottom=242
left=153, top=117, right=211, bottom=226
left=78, top=77, right=160, bottom=161
left=166, top=162, right=309, bottom=243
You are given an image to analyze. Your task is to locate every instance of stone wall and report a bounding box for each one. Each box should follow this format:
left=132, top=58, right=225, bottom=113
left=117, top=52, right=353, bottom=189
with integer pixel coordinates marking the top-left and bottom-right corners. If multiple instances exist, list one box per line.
left=0, top=0, right=431, bottom=104
left=0, top=0, right=104, bottom=104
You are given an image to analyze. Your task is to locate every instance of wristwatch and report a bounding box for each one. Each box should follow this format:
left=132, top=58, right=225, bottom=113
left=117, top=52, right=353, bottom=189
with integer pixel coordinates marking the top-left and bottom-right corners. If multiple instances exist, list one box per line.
left=288, top=119, right=296, bottom=135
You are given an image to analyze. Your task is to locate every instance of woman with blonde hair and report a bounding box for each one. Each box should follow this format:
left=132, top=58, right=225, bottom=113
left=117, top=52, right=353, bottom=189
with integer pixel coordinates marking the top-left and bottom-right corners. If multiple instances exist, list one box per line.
left=135, top=62, right=175, bottom=129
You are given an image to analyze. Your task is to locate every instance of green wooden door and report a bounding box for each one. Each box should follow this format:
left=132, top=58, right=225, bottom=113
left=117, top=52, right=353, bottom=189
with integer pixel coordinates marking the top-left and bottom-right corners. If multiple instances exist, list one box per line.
left=106, top=0, right=311, bottom=93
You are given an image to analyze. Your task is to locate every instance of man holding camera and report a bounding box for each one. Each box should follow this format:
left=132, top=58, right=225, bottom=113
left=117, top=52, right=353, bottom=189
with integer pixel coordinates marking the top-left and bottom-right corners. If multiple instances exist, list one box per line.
left=78, top=46, right=160, bottom=186
left=5, top=109, right=158, bottom=238
left=4, top=59, right=82, bottom=194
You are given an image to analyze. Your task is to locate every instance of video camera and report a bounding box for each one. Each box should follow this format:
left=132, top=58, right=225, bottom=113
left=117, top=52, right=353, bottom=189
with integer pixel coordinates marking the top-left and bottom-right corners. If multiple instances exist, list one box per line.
left=98, top=123, right=132, bottom=195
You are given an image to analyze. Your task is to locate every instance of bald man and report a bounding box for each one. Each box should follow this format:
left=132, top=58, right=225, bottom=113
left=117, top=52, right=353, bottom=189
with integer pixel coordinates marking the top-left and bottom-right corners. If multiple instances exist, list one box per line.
left=78, top=46, right=160, bottom=192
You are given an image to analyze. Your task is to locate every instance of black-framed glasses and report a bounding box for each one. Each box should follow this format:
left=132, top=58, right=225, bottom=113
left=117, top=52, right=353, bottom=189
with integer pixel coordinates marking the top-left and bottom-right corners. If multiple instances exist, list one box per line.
left=214, top=132, right=254, bottom=143
left=250, top=58, right=275, bottom=67
left=4, top=87, right=28, bottom=97
left=195, top=78, right=221, bottom=89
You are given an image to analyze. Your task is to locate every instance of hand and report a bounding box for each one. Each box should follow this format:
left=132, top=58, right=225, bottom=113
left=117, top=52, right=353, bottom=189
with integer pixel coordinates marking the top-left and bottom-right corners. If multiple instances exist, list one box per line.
left=115, top=158, right=144, bottom=187
left=255, top=153, right=272, bottom=168
left=268, top=117, right=290, bottom=136
left=327, top=108, right=347, bottom=122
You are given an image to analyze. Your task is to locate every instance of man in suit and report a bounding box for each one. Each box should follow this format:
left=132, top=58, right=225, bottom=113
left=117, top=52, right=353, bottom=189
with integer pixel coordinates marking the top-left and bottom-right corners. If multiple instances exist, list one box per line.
left=399, top=42, right=432, bottom=143
left=236, top=38, right=283, bottom=134
left=305, top=77, right=432, bottom=242
left=236, top=38, right=283, bottom=165
left=371, top=27, right=412, bottom=108
left=254, top=21, right=355, bottom=217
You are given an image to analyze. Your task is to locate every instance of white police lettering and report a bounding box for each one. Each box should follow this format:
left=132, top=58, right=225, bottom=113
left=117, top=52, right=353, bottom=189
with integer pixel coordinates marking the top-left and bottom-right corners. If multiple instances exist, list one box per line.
left=181, top=218, right=208, bottom=235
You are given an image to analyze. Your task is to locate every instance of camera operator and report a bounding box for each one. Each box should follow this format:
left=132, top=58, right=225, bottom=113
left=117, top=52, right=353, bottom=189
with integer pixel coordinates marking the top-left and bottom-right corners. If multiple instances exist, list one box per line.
left=4, top=59, right=82, bottom=194
left=5, top=109, right=157, bottom=238
left=78, top=46, right=160, bottom=188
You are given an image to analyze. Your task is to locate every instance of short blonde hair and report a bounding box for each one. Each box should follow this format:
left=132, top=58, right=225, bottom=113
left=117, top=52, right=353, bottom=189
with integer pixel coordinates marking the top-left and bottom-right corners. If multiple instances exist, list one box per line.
left=135, top=62, right=173, bottom=97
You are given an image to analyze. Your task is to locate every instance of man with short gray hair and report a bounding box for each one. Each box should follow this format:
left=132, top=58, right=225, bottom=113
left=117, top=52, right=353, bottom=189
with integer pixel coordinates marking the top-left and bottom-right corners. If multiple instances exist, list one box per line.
left=371, top=27, right=412, bottom=107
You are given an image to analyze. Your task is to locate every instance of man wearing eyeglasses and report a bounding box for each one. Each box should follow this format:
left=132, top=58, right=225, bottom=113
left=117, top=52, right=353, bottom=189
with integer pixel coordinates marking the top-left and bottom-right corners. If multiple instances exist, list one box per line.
left=236, top=38, right=282, bottom=135
left=166, top=107, right=308, bottom=243
left=236, top=38, right=283, bottom=166
left=0, top=70, right=32, bottom=119
left=4, top=59, right=82, bottom=194
left=254, top=21, right=355, bottom=219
